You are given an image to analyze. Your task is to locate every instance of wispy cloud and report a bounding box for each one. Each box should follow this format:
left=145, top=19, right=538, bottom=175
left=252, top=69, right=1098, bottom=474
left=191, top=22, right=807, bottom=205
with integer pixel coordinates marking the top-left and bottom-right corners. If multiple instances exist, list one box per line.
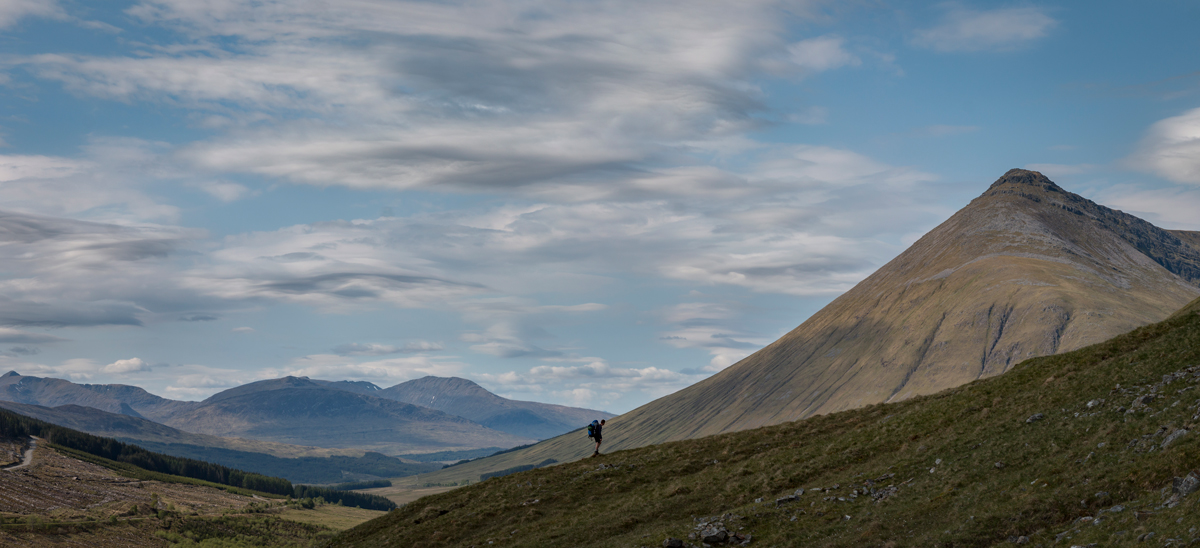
left=1128, top=106, right=1200, bottom=185
left=0, top=0, right=61, bottom=28
left=913, top=6, right=1056, bottom=52
left=332, top=341, right=444, bottom=356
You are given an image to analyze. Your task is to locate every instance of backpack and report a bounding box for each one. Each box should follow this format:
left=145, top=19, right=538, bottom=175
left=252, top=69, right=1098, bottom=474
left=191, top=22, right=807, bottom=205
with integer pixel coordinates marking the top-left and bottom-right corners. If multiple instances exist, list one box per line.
left=587, top=420, right=599, bottom=439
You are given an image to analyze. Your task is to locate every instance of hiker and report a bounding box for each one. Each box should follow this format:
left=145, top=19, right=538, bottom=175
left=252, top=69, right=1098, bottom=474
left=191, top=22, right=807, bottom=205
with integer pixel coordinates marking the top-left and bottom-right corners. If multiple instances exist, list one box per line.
left=590, top=419, right=605, bottom=457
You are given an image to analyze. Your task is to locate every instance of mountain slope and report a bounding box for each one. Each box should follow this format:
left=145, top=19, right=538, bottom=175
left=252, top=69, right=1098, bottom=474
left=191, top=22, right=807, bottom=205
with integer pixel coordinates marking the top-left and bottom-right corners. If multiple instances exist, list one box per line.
left=603, top=169, right=1200, bottom=448
left=394, top=169, right=1200, bottom=481
left=331, top=296, right=1200, bottom=548
left=375, top=376, right=613, bottom=440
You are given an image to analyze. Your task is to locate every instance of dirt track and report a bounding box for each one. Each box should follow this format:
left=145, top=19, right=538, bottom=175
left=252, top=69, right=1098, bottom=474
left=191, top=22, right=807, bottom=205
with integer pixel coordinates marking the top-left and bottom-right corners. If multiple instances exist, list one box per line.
left=2, top=436, right=37, bottom=471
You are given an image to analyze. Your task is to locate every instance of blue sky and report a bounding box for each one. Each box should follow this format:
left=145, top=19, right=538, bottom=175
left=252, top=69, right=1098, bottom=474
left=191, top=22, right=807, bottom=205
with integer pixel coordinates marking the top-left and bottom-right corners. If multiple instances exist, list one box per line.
left=1, top=0, right=1198, bottom=413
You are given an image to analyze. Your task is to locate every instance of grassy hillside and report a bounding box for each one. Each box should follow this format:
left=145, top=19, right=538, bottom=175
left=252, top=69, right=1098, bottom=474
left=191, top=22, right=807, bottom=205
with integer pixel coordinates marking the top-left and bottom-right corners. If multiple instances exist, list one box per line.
left=331, top=296, right=1200, bottom=547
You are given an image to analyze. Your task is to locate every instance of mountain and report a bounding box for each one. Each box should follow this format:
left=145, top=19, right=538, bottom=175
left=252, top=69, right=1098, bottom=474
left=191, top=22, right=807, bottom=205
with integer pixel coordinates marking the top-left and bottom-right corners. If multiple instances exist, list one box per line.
left=394, top=169, right=1200, bottom=480
left=592, top=169, right=1200, bottom=448
left=330, top=296, right=1200, bottom=548
left=164, top=376, right=534, bottom=453
left=0, top=398, right=353, bottom=457
left=374, top=376, right=613, bottom=440
left=0, top=373, right=533, bottom=453
left=0, top=370, right=198, bottom=421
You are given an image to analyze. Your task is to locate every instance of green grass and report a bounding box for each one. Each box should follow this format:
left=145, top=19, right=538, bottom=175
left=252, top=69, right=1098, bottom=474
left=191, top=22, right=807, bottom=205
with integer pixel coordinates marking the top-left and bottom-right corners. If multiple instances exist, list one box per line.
left=329, top=299, right=1200, bottom=547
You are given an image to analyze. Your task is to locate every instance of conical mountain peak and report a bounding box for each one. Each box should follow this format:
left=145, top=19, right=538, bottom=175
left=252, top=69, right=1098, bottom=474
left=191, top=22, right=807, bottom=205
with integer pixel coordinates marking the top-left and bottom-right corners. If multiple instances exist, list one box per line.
left=570, top=169, right=1200, bottom=453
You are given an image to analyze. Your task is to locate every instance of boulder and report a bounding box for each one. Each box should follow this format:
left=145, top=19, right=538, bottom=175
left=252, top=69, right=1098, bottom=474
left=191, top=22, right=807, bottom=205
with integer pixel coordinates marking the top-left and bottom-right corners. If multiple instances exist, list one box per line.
left=1172, top=470, right=1200, bottom=497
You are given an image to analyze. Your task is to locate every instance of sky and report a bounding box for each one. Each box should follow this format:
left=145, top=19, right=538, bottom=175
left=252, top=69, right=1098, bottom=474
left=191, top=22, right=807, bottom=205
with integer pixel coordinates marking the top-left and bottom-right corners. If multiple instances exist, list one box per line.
left=1, top=0, right=1198, bottom=414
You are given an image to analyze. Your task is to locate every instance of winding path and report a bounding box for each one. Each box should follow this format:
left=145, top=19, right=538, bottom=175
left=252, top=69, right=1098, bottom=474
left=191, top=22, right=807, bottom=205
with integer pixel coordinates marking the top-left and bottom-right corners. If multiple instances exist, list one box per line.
left=3, top=436, right=38, bottom=471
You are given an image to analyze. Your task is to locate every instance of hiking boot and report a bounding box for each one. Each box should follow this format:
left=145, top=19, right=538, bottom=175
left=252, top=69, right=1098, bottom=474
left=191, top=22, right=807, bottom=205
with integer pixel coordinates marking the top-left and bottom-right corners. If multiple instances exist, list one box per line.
left=592, top=451, right=600, bottom=457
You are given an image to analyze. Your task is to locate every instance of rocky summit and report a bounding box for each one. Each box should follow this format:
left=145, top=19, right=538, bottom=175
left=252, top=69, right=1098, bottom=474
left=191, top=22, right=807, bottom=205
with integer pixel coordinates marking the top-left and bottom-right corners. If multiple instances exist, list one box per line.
left=421, top=169, right=1200, bottom=478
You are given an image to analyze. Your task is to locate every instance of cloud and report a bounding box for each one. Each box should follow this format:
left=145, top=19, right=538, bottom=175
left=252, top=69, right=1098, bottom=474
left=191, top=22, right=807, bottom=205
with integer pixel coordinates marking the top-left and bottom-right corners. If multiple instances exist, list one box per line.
left=788, top=35, right=860, bottom=73
left=104, top=357, right=151, bottom=374
left=16, top=0, right=830, bottom=193
left=179, top=314, right=218, bottom=322
left=0, top=155, right=85, bottom=182
left=195, top=181, right=252, bottom=202
left=163, top=369, right=248, bottom=400
left=0, top=328, right=69, bottom=344
left=269, top=353, right=467, bottom=385
left=1093, top=185, right=1200, bottom=231
left=332, top=341, right=444, bottom=356
left=0, top=0, right=61, bottom=28
left=231, top=326, right=254, bottom=333
left=913, top=6, right=1056, bottom=52
left=657, top=302, right=772, bottom=369
left=1128, top=107, right=1200, bottom=184
left=0, top=209, right=203, bottom=327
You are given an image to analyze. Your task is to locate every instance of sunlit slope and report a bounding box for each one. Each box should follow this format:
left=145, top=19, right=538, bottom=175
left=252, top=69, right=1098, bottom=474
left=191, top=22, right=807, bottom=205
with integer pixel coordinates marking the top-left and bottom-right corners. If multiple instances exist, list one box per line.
left=409, top=169, right=1200, bottom=482
left=333, top=297, right=1200, bottom=548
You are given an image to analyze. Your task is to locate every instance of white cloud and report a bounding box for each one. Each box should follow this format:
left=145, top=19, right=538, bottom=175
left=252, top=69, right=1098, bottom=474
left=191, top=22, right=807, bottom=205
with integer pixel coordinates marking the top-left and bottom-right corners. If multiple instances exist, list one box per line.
left=0, top=155, right=85, bottom=182
left=914, top=7, right=1056, bottom=52
left=15, top=0, right=827, bottom=193
left=104, top=357, right=151, bottom=374
left=1128, top=107, right=1200, bottom=185
left=195, top=181, right=252, bottom=202
left=231, top=326, right=255, bottom=333
left=333, top=341, right=444, bottom=356
left=1093, top=185, right=1200, bottom=231
left=788, top=35, right=860, bottom=73
left=163, top=369, right=248, bottom=400
left=270, top=353, right=467, bottom=385
left=0, top=0, right=60, bottom=28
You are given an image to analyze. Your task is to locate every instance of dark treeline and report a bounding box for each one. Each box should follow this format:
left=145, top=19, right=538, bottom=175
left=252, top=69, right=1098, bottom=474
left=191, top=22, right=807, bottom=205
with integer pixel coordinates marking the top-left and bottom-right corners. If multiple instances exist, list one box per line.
left=0, top=409, right=395, bottom=510
left=326, top=479, right=392, bottom=490
left=294, top=484, right=395, bottom=511
left=0, top=409, right=291, bottom=495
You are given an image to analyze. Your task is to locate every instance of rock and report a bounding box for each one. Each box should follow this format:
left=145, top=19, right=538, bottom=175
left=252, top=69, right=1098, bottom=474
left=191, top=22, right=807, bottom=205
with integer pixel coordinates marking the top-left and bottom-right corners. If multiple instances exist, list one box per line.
left=1026, top=413, right=1044, bottom=423
left=700, top=528, right=728, bottom=544
left=1161, top=429, right=1188, bottom=449
left=794, top=488, right=804, bottom=496
left=776, top=495, right=799, bottom=507
left=1016, top=536, right=1030, bottom=544
left=1109, top=505, right=1124, bottom=513
left=1172, top=470, right=1200, bottom=497
left=663, top=538, right=684, bottom=548
left=1086, top=399, right=1102, bottom=408
left=995, top=462, right=1005, bottom=469
left=753, top=498, right=762, bottom=503
left=1132, top=394, right=1155, bottom=408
